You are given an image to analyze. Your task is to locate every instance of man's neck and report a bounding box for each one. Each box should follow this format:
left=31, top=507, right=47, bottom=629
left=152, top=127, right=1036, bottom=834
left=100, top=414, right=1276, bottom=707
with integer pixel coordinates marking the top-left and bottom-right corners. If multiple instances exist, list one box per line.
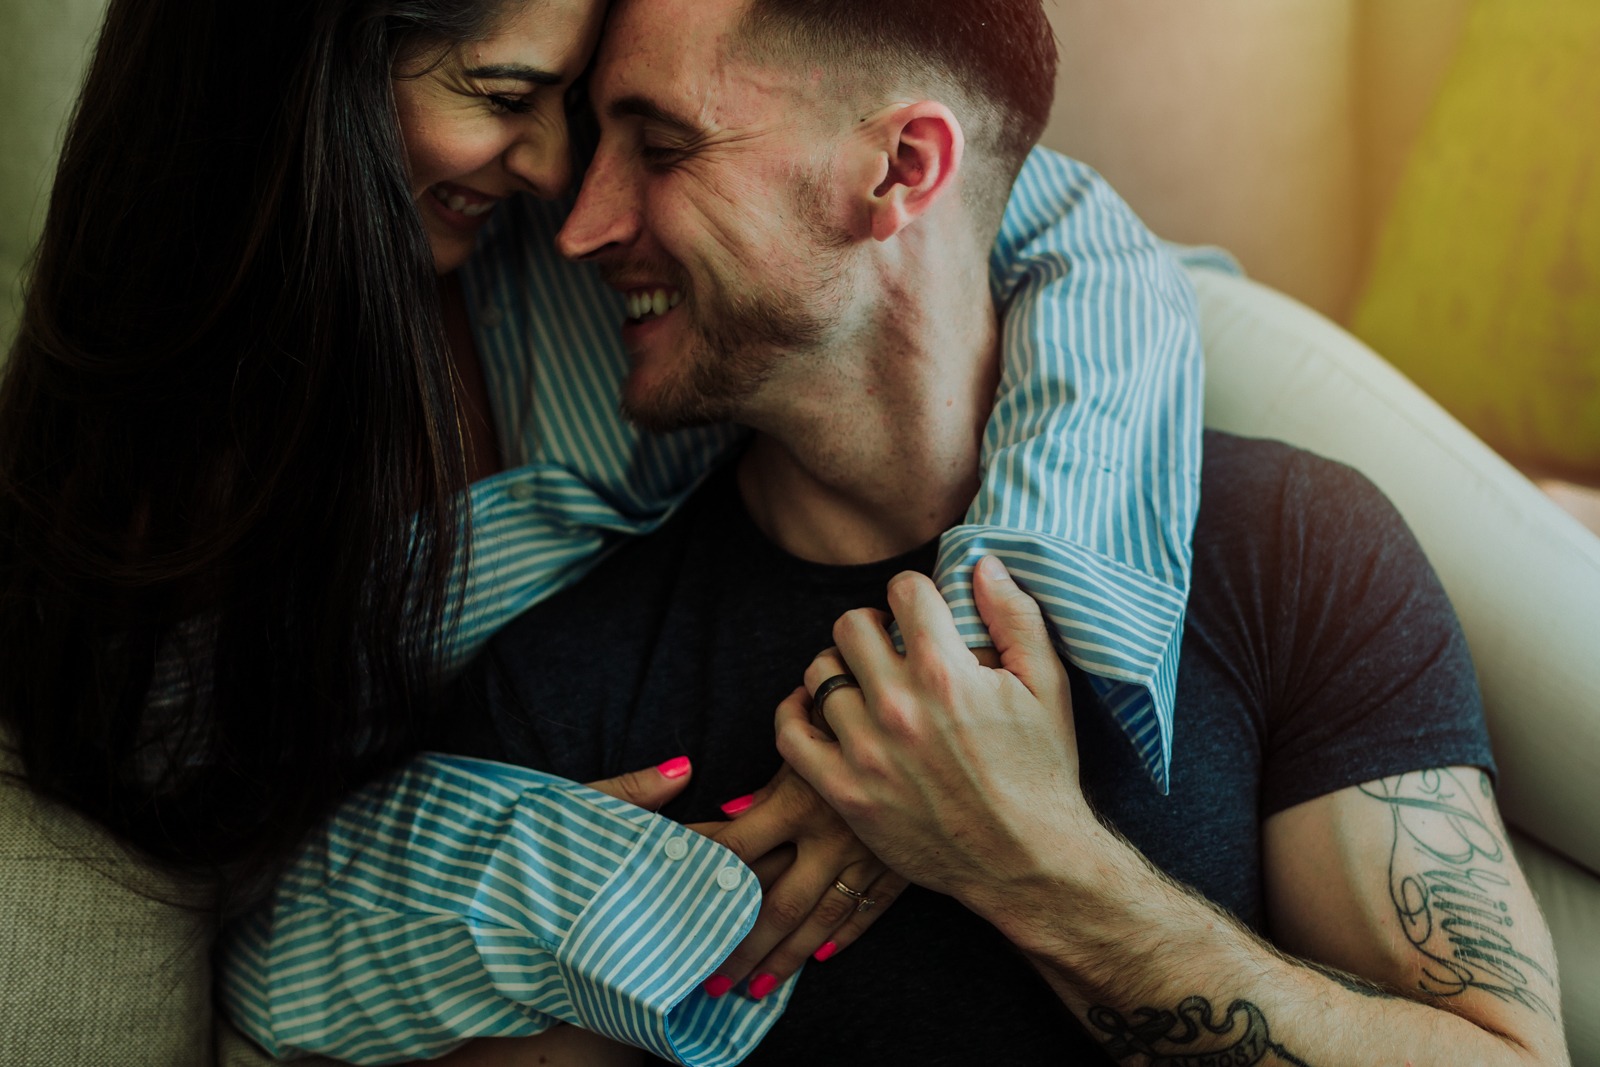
left=735, top=260, right=1000, bottom=566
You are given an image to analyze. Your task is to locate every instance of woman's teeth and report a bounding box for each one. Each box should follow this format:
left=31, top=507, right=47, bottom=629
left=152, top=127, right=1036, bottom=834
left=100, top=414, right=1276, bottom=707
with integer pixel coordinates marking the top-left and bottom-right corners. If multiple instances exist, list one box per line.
left=626, top=288, right=683, bottom=321
left=432, top=186, right=495, bottom=218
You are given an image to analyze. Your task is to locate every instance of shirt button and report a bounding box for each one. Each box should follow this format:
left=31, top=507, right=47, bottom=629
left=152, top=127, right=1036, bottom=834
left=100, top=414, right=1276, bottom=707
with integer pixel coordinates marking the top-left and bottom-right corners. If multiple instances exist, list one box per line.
left=663, top=836, right=689, bottom=861
left=479, top=305, right=504, bottom=329
left=716, top=866, right=743, bottom=891
left=507, top=480, right=536, bottom=503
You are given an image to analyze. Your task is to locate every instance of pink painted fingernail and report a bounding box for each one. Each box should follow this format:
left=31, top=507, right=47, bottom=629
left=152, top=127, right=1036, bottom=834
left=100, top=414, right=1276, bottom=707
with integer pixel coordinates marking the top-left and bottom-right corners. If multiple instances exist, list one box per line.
left=657, top=756, right=692, bottom=779
left=747, top=972, right=779, bottom=1000
left=812, top=941, right=838, bottom=962
left=703, top=975, right=734, bottom=998
left=719, top=794, right=755, bottom=817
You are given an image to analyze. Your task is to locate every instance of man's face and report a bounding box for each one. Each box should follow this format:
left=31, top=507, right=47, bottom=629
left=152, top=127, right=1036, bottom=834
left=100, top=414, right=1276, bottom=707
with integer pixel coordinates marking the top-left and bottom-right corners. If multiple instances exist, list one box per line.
left=556, top=0, right=854, bottom=432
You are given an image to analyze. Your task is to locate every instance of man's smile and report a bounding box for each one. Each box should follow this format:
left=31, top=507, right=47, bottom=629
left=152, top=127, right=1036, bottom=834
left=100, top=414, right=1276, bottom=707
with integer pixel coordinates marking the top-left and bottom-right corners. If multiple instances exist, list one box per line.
left=624, top=286, right=684, bottom=322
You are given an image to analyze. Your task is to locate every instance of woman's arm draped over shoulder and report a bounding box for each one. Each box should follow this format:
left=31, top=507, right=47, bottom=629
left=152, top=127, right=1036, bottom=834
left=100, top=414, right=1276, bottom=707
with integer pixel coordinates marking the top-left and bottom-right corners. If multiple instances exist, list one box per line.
left=936, top=146, right=1204, bottom=791
left=219, top=755, right=784, bottom=1066
left=451, top=158, right=1206, bottom=788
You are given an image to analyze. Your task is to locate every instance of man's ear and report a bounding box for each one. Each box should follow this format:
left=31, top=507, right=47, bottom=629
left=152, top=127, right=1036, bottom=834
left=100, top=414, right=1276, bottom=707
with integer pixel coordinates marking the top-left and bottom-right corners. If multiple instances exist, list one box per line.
left=855, top=101, right=964, bottom=243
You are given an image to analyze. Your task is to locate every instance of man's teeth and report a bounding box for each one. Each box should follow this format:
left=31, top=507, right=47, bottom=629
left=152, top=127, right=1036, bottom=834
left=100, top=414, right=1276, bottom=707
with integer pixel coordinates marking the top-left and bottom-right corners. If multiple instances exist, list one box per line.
left=432, top=187, right=494, bottom=217
left=626, top=289, right=684, bottom=320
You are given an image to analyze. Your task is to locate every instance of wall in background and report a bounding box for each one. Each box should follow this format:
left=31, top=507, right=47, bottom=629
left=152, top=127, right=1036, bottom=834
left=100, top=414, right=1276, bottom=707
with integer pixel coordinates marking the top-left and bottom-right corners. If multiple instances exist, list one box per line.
left=1036, top=0, right=1469, bottom=324
left=0, top=0, right=110, bottom=356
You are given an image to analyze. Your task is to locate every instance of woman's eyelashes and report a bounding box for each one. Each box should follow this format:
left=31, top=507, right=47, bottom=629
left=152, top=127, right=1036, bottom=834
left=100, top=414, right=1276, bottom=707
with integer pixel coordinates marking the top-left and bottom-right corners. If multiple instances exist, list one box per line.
left=485, top=92, right=534, bottom=115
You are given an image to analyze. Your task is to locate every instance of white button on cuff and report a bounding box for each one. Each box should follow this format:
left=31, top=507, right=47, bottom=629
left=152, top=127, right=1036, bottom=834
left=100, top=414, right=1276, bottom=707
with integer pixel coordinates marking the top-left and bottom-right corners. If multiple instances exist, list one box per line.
left=664, top=836, right=689, bottom=861
left=716, top=867, right=743, bottom=891
left=507, top=481, right=536, bottom=503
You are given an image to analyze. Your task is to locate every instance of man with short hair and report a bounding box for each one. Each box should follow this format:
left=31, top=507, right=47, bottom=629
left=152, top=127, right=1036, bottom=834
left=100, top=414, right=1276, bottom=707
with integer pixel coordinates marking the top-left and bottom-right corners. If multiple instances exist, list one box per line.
left=496, top=0, right=1563, bottom=1060
left=225, top=0, right=1569, bottom=1063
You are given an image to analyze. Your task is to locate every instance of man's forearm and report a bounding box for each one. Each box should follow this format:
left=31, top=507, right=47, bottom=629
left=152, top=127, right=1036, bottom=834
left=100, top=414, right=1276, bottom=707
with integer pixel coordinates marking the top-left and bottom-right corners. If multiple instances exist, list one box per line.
left=966, top=820, right=1562, bottom=1067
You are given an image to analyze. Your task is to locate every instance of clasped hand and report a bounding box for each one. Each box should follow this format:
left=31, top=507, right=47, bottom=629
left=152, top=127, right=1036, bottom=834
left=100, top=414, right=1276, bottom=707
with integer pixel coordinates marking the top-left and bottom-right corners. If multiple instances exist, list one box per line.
left=777, top=556, right=1092, bottom=905
left=586, top=758, right=904, bottom=1000
left=585, top=557, right=1079, bottom=1000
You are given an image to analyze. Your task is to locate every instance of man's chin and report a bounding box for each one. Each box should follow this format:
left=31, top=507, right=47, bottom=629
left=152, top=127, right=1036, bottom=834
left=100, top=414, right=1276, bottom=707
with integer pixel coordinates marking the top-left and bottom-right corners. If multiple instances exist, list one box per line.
left=618, top=337, right=770, bottom=434
left=619, top=386, right=723, bottom=435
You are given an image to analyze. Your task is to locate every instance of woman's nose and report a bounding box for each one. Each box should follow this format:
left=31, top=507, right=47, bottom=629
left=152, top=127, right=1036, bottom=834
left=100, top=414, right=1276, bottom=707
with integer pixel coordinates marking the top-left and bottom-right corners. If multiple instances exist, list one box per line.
left=504, top=111, right=573, bottom=200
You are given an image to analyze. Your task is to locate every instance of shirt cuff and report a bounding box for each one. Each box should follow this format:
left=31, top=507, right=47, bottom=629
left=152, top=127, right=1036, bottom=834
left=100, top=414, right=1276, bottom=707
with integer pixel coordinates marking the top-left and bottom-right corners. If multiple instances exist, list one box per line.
left=930, top=529, right=1184, bottom=793
left=219, top=754, right=788, bottom=1066
left=556, top=808, right=790, bottom=1064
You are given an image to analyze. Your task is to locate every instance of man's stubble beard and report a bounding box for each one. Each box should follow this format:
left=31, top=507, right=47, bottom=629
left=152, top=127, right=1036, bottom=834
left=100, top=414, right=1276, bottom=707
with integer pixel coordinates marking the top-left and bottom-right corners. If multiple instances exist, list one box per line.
left=620, top=282, right=837, bottom=433
left=620, top=172, right=852, bottom=434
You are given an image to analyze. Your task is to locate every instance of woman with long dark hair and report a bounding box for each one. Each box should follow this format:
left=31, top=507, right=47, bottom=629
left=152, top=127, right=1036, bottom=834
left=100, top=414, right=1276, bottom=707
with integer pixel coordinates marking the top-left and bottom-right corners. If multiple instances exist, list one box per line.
left=0, top=0, right=537, bottom=904
left=0, top=0, right=1208, bottom=1056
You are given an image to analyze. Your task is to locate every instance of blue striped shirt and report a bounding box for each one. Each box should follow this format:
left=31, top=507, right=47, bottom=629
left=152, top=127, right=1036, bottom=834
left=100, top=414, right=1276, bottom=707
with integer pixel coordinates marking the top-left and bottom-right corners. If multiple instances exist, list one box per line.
left=218, top=755, right=786, bottom=1063
left=218, top=147, right=1206, bottom=1063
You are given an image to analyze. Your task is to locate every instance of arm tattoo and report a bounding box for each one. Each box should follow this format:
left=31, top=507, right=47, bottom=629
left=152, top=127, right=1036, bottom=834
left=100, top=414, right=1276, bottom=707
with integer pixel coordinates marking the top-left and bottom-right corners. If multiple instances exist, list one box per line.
left=1087, top=996, right=1310, bottom=1067
left=1359, top=768, right=1556, bottom=1018
left=1302, top=960, right=1399, bottom=1001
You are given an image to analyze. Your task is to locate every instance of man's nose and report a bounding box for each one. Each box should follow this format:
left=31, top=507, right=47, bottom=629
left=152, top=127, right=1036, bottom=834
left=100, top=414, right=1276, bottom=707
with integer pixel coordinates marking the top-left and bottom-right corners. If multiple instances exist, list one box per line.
left=555, top=146, right=639, bottom=262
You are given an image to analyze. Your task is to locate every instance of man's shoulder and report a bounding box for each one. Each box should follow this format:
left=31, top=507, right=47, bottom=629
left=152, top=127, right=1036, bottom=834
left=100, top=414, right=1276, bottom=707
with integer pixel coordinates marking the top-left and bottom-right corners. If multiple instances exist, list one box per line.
left=1197, top=431, right=1400, bottom=535
left=1191, top=431, right=1439, bottom=622
left=1199, top=429, right=1350, bottom=488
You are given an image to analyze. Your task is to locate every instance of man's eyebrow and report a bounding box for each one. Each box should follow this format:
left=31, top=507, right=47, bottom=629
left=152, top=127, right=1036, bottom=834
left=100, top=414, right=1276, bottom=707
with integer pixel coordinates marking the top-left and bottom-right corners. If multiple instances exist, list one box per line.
left=462, top=63, right=563, bottom=86
left=607, top=95, right=704, bottom=136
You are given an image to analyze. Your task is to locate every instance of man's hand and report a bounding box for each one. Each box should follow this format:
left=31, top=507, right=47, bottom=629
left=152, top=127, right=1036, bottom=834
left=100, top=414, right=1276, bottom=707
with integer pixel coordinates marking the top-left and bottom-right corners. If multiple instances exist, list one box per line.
left=777, top=555, right=1091, bottom=902
left=780, top=558, right=1570, bottom=1066
left=687, top=764, right=907, bottom=999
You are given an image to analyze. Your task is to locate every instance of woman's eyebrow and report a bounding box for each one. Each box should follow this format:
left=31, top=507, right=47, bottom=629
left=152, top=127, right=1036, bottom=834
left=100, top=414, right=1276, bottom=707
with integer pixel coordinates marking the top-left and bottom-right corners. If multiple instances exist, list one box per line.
left=463, top=63, right=563, bottom=85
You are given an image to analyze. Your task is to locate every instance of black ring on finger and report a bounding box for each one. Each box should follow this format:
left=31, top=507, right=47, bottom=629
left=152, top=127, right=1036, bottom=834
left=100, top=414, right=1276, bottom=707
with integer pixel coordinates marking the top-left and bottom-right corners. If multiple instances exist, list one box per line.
left=810, top=672, right=860, bottom=737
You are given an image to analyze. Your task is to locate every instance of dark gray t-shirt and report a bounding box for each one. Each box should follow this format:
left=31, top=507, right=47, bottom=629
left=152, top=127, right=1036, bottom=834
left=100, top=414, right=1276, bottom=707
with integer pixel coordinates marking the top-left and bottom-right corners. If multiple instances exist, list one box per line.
left=443, top=432, right=1494, bottom=1065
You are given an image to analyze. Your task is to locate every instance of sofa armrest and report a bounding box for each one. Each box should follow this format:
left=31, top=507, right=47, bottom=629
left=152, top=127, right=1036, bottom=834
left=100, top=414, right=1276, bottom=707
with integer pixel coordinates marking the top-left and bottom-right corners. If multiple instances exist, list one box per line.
left=1192, top=266, right=1600, bottom=873
left=1514, top=830, right=1600, bottom=1060
left=1190, top=266, right=1600, bottom=1059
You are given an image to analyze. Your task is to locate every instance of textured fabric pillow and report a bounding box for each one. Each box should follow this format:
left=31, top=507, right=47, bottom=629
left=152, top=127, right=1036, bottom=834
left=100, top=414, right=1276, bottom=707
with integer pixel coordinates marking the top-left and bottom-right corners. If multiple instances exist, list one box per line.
left=0, top=739, right=216, bottom=1066
left=1350, top=0, right=1600, bottom=477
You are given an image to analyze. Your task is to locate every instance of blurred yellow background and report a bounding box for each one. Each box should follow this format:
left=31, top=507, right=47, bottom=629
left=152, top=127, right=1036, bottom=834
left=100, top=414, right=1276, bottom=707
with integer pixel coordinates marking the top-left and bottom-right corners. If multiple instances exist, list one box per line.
left=1352, top=0, right=1600, bottom=476
left=1037, top=0, right=1598, bottom=483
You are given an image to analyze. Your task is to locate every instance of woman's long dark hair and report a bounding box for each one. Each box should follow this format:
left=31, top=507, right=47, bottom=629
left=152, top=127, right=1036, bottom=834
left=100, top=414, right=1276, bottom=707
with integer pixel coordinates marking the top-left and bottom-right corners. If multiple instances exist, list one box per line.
left=0, top=0, right=509, bottom=911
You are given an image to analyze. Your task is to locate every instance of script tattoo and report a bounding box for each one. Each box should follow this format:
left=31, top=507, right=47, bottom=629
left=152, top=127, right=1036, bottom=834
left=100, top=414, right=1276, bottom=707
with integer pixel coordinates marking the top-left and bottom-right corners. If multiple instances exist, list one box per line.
left=1087, top=996, right=1310, bottom=1067
left=1360, top=768, right=1555, bottom=1018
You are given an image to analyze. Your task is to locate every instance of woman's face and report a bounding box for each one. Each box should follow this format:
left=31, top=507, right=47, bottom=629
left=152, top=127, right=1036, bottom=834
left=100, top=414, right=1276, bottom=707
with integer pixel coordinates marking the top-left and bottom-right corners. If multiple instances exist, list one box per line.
left=394, top=0, right=606, bottom=275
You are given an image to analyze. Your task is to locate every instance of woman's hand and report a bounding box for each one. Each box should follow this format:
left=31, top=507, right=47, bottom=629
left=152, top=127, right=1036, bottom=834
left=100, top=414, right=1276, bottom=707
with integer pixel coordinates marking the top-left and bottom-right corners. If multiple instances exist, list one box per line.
left=584, top=753, right=902, bottom=999
left=777, top=557, right=1091, bottom=902
left=688, top=764, right=907, bottom=999
left=583, top=756, right=697, bottom=811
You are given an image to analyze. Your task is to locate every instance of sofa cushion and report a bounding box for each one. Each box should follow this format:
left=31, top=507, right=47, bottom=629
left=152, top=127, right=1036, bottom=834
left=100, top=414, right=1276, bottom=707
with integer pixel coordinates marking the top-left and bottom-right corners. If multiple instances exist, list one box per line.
left=0, top=739, right=215, bottom=1065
